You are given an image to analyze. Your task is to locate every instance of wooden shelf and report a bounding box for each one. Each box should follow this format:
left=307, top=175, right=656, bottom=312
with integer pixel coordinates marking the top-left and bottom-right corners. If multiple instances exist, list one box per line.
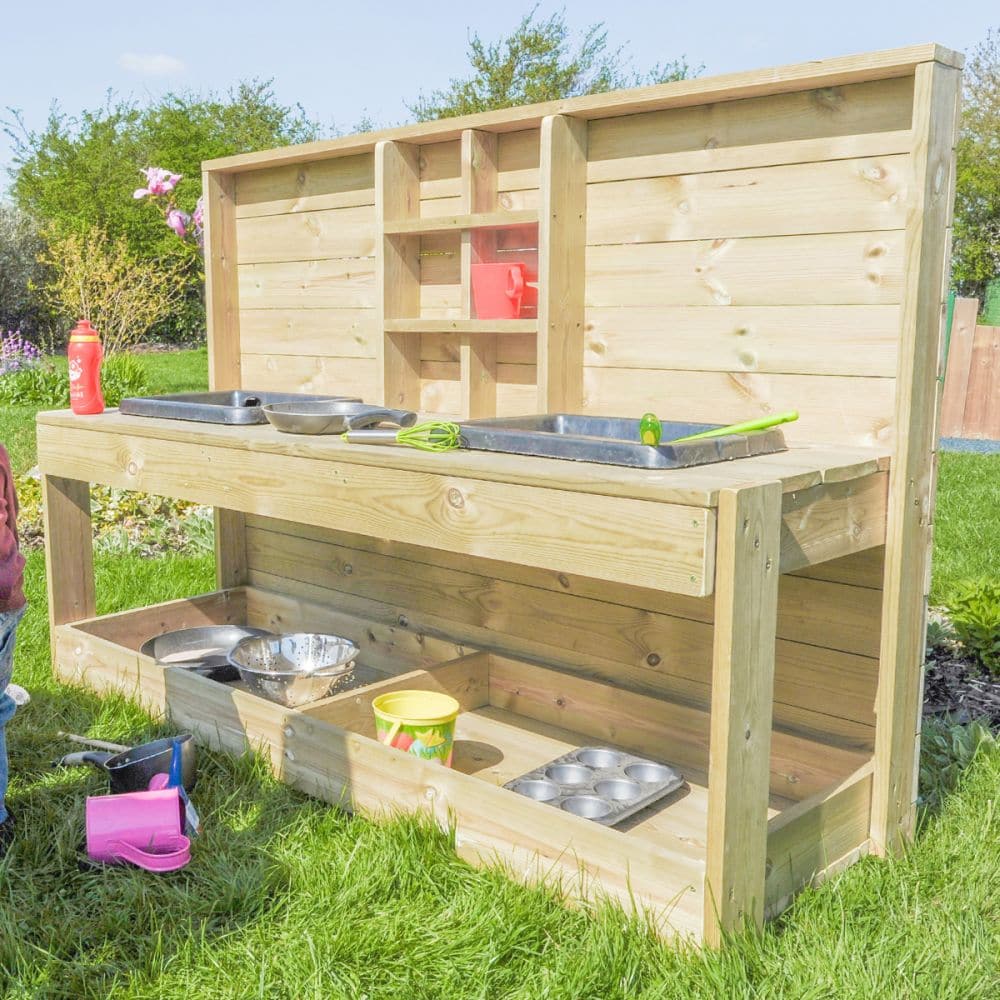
left=383, top=319, right=537, bottom=335
left=383, top=209, right=539, bottom=236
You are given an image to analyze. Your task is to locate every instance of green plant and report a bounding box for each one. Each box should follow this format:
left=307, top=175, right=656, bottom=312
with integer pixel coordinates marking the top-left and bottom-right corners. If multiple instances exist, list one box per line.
left=947, top=579, right=1000, bottom=676
left=926, top=618, right=957, bottom=657
left=0, top=360, right=68, bottom=407
left=99, top=351, right=148, bottom=406
left=919, top=715, right=997, bottom=812
left=39, top=225, right=184, bottom=354
left=0, top=204, right=55, bottom=342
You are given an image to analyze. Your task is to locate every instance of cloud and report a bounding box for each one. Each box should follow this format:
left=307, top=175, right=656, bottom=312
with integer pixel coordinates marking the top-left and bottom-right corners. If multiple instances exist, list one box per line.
left=118, top=52, right=186, bottom=76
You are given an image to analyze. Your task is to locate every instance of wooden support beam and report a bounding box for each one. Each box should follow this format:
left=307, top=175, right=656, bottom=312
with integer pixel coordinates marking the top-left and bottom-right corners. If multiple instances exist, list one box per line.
left=704, top=481, right=782, bottom=945
left=537, top=115, right=587, bottom=413
left=870, top=61, right=962, bottom=854
left=460, top=129, right=499, bottom=418
left=939, top=297, right=980, bottom=437
left=376, top=140, right=422, bottom=409
left=41, top=475, right=95, bottom=650
left=203, top=170, right=241, bottom=391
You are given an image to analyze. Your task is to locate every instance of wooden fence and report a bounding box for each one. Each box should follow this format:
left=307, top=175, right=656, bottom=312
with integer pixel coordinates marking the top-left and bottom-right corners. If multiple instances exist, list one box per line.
left=941, top=297, right=1000, bottom=439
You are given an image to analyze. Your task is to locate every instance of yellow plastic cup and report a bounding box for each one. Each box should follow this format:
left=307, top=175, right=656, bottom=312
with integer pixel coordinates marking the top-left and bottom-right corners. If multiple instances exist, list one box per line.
left=372, top=690, right=460, bottom=767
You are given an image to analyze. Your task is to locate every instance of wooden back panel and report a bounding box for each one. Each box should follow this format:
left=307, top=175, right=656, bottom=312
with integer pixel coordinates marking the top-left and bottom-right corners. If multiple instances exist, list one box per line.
left=203, top=49, right=960, bottom=780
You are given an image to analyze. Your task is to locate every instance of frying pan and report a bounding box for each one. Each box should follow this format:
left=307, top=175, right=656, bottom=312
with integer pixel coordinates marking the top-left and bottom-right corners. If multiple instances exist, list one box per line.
left=56, top=733, right=196, bottom=794
left=139, top=625, right=273, bottom=683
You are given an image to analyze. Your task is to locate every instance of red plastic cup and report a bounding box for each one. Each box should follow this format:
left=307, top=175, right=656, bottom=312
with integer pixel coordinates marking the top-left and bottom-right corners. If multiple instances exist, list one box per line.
left=471, top=263, right=527, bottom=319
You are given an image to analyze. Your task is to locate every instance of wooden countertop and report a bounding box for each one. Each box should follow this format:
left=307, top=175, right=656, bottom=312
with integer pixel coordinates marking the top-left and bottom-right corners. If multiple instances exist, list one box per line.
left=36, top=409, right=890, bottom=510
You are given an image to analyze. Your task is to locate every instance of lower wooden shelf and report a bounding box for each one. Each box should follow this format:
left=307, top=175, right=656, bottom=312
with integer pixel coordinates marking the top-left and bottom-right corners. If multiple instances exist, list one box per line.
left=53, top=585, right=874, bottom=942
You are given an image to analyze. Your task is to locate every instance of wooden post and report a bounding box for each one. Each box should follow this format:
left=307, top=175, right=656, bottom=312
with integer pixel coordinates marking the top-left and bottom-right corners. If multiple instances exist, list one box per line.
left=939, top=297, right=980, bottom=437
left=203, top=168, right=248, bottom=590
left=376, top=141, right=422, bottom=410
left=704, top=481, right=782, bottom=946
left=41, top=475, right=95, bottom=655
left=537, top=115, right=587, bottom=413
left=460, top=129, right=499, bottom=418
left=870, top=60, right=963, bottom=854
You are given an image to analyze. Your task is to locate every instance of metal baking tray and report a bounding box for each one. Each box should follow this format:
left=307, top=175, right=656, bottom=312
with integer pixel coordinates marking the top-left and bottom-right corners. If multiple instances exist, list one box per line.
left=504, top=747, right=685, bottom=826
left=460, top=414, right=787, bottom=469
left=119, top=391, right=360, bottom=425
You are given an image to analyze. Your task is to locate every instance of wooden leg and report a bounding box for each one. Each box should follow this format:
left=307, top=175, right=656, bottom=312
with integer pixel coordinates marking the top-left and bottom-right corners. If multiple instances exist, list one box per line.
left=214, top=509, right=248, bottom=589
left=703, top=482, right=782, bottom=946
left=41, top=475, right=95, bottom=651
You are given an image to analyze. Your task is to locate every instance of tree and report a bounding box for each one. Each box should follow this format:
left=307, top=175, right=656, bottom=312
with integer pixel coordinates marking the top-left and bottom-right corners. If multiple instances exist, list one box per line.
left=408, top=7, right=698, bottom=121
left=953, top=28, right=1000, bottom=299
left=4, top=81, right=321, bottom=341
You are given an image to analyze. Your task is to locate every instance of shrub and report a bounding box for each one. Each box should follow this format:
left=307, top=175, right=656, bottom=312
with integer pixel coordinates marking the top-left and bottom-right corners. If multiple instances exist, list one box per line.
left=0, top=331, right=43, bottom=376
left=39, top=226, right=184, bottom=354
left=0, top=204, right=55, bottom=342
left=947, top=579, right=1000, bottom=676
left=919, top=715, right=997, bottom=812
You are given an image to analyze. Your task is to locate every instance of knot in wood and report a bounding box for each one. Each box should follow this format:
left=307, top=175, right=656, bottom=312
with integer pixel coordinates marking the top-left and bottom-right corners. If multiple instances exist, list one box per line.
left=557, top=573, right=571, bottom=589
left=447, top=487, right=465, bottom=509
left=646, top=653, right=661, bottom=667
left=342, top=563, right=353, bottom=575
left=127, top=460, right=138, bottom=476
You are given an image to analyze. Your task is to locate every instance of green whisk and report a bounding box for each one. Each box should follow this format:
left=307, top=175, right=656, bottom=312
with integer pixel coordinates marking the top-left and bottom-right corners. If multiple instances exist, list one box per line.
left=341, top=421, right=462, bottom=452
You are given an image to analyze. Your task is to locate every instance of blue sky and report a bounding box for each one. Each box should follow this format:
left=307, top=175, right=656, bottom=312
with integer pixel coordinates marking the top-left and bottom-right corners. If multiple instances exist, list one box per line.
left=2, top=1, right=996, bottom=187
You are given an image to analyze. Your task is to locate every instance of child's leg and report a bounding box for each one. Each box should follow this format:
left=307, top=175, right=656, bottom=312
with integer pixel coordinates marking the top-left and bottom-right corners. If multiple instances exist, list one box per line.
left=0, top=608, right=26, bottom=825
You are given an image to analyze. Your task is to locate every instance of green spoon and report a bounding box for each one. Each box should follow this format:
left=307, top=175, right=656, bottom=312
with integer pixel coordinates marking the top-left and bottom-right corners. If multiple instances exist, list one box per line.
left=667, top=410, right=799, bottom=444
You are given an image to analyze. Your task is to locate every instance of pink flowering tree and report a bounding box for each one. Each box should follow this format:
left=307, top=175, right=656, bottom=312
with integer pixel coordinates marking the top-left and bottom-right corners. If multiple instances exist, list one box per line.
left=133, top=167, right=205, bottom=254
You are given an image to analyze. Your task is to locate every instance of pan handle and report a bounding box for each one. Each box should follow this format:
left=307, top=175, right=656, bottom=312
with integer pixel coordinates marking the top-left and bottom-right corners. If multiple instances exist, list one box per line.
left=343, top=408, right=417, bottom=430
left=55, top=751, right=114, bottom=770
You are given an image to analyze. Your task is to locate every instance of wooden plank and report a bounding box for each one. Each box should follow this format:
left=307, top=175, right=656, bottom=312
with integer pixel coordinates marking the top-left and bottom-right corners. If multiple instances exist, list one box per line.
left=939, top=296, right=980, bottom=436
left=585, top=231, right=905, bottom=308
left=204, top=45, right=957, bottom=172
left=586, top=155, right=911, bottom=245
left=417, top=139, right=461, bottom=200
left=765, top=762, right=873, bottom=916
left=245, top=546, right=879, bottom=751
left=238, top=258, right=375, bottom=310
left=234, top=154, right=375, bottom=218
left=385, top=318, right=536, bottom=335
left=791, top=546, right=885, bottom=589
left=587, top=77, right=914, bottom=170
left=963, top=323, right=1000, bottom=438
left=236, top=205, right=375, bottom=263
left=41, top=477, right=95, bottom=643
left=377, top=140, right=423, bottom=409
left=537, top=114, right=587, bottom=411
left=240, top=309, right=377, bottom=358
left=587, top=130, right=913, bottom=184
left=36, top=409, right=889, bottom=509
left=303, top=652, right=491, bottom=736
left=240, top=353, right=378, bottom=400
left=203, top=170, right=241, bottom=390
left=780, top=472, right=888, bottom=574
left=704, top=482, right=782, bottom=944
left=870, top=62, right=961, bottom=854
left=36, top=422, right=715, bottom=596
left=384, top=209, right=538, bottom=235
left=214, top=509, right=247, bottom=589
left=582, top=369, right=896, bottom=448
left=584, top=304, right=900, bottom=377
left=460, top=130, right=500, bottom=418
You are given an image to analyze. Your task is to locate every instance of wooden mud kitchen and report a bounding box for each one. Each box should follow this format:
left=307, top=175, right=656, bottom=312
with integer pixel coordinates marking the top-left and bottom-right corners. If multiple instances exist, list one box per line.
left=38, top=44, right=962, bottom=945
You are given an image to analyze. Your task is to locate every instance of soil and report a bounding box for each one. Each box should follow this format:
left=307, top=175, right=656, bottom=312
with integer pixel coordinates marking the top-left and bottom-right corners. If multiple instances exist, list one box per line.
left=923, top=609, right=1000, bottom=728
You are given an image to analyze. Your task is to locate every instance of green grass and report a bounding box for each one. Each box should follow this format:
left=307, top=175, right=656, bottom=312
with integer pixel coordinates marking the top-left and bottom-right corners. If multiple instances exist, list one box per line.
left=0, top=348, right=208, bottom=474
left=3, top=548, right=999, bottom=998
left=931, top=452, right=1000, bottom=603
left=1, top=350, right=999, bottom=996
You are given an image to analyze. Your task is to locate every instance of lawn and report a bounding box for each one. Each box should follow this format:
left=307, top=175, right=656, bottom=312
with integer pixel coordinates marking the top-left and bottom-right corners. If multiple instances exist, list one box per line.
left=1, top=349, right=998, bottom=998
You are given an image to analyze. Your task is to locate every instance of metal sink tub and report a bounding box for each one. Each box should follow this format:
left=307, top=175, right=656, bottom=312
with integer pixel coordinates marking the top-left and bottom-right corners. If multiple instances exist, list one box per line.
left=119, top=390, right=361, bottom=425
left=459, top=414, right=788, bottom=469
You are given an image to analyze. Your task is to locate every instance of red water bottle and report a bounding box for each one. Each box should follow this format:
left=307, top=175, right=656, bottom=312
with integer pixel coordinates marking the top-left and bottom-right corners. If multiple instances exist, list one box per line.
left=68, top=319, right=105, bottom=415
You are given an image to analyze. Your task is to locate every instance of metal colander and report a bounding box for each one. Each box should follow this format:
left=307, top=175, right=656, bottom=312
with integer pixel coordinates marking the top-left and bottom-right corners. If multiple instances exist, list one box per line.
left=227, top=633, right=361, bottom=707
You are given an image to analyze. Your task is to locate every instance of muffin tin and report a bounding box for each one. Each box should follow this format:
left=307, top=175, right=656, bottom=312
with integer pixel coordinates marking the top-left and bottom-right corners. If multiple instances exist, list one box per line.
left=504, top=747, right=685, bottom=826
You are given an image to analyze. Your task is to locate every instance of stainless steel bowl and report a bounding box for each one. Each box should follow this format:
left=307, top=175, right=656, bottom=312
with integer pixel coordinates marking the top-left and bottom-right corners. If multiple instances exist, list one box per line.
left=261, top=401, right=417, bottom=435
left=227, top=632, right=361, bottom=707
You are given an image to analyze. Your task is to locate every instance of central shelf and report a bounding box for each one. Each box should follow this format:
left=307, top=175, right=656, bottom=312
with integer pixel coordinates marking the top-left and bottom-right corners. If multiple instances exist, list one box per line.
left=383, top=209, right=539, bottom=236
left=383, top=318, right=537, bottom=334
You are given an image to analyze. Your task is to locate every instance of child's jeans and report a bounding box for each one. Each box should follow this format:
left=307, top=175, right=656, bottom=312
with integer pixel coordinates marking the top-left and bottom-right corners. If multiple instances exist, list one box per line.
left=0, top=606, right=26, bottom=825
